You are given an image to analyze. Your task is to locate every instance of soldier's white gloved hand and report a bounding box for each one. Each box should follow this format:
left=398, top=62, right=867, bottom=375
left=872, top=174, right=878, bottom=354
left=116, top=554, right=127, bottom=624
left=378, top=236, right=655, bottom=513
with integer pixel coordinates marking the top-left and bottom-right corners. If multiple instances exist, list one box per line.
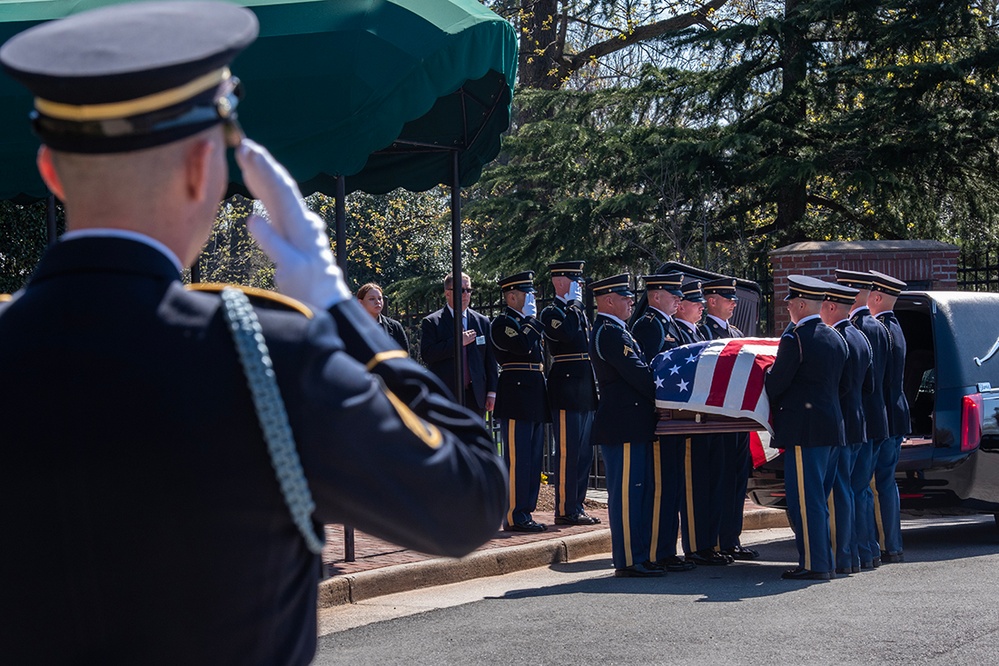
left=237, top=139, right=351, bottom=309
left=567, top=280, right=582, bottom=303
left=523, top=291, right=538, bottom=317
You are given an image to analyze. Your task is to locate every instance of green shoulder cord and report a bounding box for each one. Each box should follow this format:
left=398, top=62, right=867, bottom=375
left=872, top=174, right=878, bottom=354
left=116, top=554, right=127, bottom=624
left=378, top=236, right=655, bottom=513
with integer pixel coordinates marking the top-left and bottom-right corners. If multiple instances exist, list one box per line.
left=220, top=287, right=325, bottom=555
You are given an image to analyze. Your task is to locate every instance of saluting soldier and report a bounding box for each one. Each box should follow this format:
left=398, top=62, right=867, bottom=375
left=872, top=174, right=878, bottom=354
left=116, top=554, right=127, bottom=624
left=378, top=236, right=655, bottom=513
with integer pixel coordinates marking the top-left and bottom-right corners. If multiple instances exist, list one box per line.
left=836, top=268, right=891, bottom=570
left=589, top=274, right=662, bottom=577
left=675, top=281, right=731, bottom=565
left=540, top=261, right=600, bottom=526
left=699, top=278, right=759, bottom=561
left=765, top=276, right=849, bottom=580
left=867, top=270, right=911, bottom=564
left=820, top=282, right=874, bottom=575
left=631, top=273, right=695, bottom=571
left=491, top=271, right=550, bottom=532
left=0, top=3, right=507, bottom=662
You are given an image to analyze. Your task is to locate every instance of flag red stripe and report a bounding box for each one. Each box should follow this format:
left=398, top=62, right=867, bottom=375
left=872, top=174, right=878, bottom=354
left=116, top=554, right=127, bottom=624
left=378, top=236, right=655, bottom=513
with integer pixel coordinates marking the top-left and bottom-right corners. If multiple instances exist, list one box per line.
left=740, top=353, right=771, bottom=411
left=706, top=339, right=754, bottom=407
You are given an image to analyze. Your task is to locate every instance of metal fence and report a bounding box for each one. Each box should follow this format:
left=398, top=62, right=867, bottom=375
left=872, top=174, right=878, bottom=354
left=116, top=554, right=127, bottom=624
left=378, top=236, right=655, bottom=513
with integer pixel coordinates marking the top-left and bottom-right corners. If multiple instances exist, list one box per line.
left=958, top=244, right=999, bottom=292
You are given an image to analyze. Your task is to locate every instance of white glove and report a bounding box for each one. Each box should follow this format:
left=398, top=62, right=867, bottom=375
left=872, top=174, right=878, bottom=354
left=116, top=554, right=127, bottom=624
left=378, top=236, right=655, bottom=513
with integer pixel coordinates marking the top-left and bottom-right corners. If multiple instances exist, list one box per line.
left=523, top=292, right=537, bottom=317
left=236, top=139, right=351, bottom=309
left=567, top=280, right=582, bottom=303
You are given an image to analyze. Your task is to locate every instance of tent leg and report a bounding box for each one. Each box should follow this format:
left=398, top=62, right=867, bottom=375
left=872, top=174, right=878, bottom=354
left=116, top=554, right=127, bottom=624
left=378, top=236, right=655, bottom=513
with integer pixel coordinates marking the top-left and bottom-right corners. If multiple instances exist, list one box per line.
left=335, top=175, right=347, bottom=275
left=450, top=151, right=464, bottom=406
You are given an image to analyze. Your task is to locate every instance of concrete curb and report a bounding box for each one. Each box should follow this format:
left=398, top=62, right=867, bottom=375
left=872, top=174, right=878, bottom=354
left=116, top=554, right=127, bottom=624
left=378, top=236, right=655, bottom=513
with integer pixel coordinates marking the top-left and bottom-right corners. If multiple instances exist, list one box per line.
left=318, top=507, right=789, bottom=607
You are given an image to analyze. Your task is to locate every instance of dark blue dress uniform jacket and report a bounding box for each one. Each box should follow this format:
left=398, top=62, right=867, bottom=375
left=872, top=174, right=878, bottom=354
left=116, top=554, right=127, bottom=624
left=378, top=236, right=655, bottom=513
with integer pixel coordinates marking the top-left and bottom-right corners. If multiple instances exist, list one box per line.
left=631, top=307, right=683, bottom=363
left=877, top=311, right=912, bottom=437
left=0, top=237, right=507, bottom=666
left=851, top=307, right=891, bottom=441
left=420, top=306, right=498, bottom=411
left=541, top=297, right=597, bottom=412
left=589, top=314, right=657, bottom=444
left=835, top=320, right=875, bottom=444
left=490, top=306, right=550, bottom=423
left=765, top=317, right=849, bottom=448
left=699, top=316, right=744, bottom=341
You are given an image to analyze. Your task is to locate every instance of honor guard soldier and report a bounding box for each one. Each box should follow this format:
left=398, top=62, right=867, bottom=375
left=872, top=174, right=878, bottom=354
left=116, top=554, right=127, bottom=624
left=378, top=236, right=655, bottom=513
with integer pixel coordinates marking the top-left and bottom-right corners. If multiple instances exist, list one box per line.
left=675, top=281, right=732, bottom=565
left=491, top=271, right=550, bottom=532
left=541, top=261, right=600, bottom=526
left=820, top=282, right=874, bottom=575
left=699, top=278, right=760, bottom=561
left=836, top=268, right=891, bottom=569
left=0, top=3, right=507, bottom=663
left=867, top=270, right=910, bottom=563
left=765, top=276, right=849, bottom=580
left=631, top=273, right=695, bottom=571
left=589, top=274, right=662, bottom=577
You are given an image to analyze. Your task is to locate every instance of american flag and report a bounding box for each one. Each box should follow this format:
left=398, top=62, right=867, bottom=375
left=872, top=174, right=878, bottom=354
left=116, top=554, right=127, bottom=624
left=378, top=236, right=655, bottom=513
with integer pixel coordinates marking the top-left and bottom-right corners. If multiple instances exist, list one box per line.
left=652, top=337, right=782, bottom=440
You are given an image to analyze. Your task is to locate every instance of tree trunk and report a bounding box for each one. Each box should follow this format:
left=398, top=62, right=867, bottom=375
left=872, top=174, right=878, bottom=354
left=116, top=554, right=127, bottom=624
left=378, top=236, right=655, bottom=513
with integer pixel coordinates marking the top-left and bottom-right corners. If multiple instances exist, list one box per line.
left=518, top=0, right=566, bottom=90
left=776, top=0, right=808, bottom=241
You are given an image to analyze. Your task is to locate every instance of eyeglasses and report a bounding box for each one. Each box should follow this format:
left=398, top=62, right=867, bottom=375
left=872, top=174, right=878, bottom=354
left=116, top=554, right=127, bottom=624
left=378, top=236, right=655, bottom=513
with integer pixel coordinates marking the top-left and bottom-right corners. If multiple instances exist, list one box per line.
left=447, top=288, right=473, bottom=294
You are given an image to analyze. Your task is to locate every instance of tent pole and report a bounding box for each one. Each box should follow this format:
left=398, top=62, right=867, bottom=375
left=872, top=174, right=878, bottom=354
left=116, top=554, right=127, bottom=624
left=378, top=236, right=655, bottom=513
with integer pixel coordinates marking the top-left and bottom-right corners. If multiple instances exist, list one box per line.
left=450, top=150, right=464, bottom=406
left=335, top=175, right=347, bottom=276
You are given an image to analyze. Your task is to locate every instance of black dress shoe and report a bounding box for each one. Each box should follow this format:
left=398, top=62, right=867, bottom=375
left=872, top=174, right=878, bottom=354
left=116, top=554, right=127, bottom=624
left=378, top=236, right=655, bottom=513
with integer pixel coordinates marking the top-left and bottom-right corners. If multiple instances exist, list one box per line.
left=554, top=513, right=600, bottom=526
left=655, top=556, right=696, bottom=572
left=687, top=549, right=730, bottom=566
left=504, top=520, right=547, bottom=533
left=615, top=562, right=666, bottom=578
left=721, top=545, right=760, bottom=561
left=835, top=566, right=860, bottom=575
left=880, top=551, right=904, bottom=563
left=781, top=567, right=831, bottom=581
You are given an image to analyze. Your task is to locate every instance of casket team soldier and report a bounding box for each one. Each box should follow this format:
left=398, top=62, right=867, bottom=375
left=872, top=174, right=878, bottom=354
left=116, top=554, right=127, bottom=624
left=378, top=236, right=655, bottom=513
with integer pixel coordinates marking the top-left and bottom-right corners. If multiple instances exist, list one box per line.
left=675, top=280, right=732, bottom=566
left=631, top=273, right=695, bottom=571
left=765, top=276, right=849, bottom=580
left=491, top=271, right=550, bottom=532
left=589, top=274, right=662, bottom=577
left=820, top=282, right=874, bottom=575
left=0, top=3, right=507, bottom=662
left=868, top=270, right=910, bottom=564
left=699, top=278, right=759, bottom=561
left=540, top=261, right=600, bottom=526
left=836, top=269, right=891, bottom=570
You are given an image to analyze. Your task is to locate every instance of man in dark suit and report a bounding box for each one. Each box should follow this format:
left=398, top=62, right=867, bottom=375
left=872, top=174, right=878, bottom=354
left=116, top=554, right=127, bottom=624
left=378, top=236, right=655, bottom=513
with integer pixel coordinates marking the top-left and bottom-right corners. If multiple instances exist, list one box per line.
left=699, top=278, right=759, bottom=561
left=766, top=276, right=849, bottom=580
left=836, top=268, right=891, bottom=570
left=820, top=282, right=874, bottom=575
left=540, top=261, right=600, bottom=526
left=491, top=271, right=550, bottom=532
left=631, top=273, right=695, bottom=572
left=420, top=272, right=498, bottom=417
left=675, top=281, right=732, bottom=566
left=868, top=270, right=911, bottom=563
left=0, top=4, right=507, bottom=663
left=589, top=274, right=662, bottom=577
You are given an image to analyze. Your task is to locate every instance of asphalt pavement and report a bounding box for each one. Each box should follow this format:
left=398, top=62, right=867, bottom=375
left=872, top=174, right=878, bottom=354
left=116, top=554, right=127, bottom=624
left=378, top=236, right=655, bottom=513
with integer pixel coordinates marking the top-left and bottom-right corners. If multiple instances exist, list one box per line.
left=318, top=490, right=788, bottom=607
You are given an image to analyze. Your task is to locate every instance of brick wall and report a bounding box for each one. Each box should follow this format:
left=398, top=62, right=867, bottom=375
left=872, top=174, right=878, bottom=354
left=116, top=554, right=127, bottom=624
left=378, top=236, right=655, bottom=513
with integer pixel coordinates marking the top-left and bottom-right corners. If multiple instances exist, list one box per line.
left=768, top=240, right=959, bottom=331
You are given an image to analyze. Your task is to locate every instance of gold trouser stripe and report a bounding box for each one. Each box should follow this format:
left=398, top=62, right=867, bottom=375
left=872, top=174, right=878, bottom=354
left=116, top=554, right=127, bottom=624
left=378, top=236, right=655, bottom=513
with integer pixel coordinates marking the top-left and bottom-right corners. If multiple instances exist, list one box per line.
left=557, top=410, right=568, bottom=516
left=827, top=491, right=837, bottom=556
left=366, top=349, right=408, bottom=371
left=795, top=447, right=812, bottom=571
left=622, top=442, right=633, bottom=567
left=684, top=438, right=697, bottom=552
left=35, top=67, right=230, bottom=122
left=649, top=441, right=663, bottom=562
left=871, top=475, right=886, bottom=550
left=507, top=421, right=517, bottom=526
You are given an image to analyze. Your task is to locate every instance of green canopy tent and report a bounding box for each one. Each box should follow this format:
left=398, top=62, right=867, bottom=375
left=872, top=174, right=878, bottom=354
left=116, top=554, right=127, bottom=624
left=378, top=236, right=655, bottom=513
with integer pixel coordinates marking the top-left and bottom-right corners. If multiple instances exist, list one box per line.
left=1, top=0, right=518, bottom=405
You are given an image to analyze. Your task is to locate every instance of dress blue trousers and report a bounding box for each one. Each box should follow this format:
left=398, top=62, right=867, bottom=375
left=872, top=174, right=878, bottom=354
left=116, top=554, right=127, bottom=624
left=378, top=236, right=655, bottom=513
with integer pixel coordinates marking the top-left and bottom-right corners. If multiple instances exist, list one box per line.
left=649, top=435, right=685, bottom=563
left=500, top=418, right=544, bottom=527
left=552, top=409, right=594, bottom=518
left=601, top=442, right=653, bottom=570
left=719, top=431, right=753, bottom=550
left=873, top=435, right=904, bottom=555
left=828, top=443, right=861, bottom=570
left=852, top=438, right=880, bottom=565
left=785, top=445, right=835, bottom=573
left=680, top=434, right=724, bottom=554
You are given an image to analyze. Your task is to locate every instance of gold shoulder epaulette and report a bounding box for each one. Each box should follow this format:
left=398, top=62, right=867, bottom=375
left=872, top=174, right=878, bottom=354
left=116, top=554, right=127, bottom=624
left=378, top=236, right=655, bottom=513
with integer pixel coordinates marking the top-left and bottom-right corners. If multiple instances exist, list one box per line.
left=186, top=283, right=314, bottom=319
